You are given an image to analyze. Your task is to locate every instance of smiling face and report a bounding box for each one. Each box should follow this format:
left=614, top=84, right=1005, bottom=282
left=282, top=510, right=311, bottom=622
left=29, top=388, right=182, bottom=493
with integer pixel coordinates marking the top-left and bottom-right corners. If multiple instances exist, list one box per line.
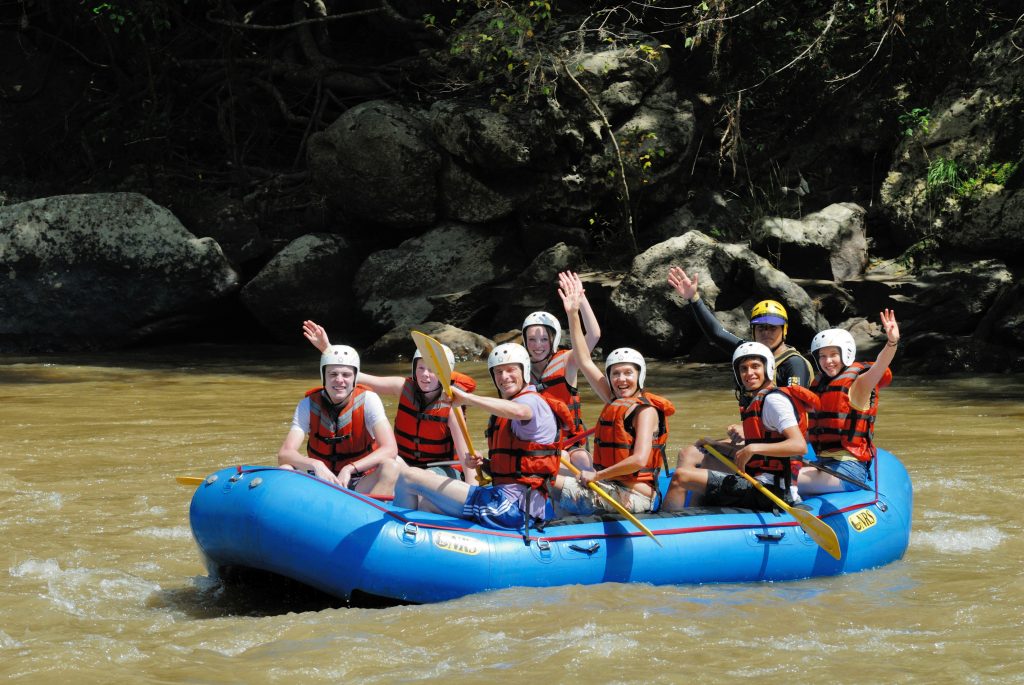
left=736, top=357, right=767, bottom=392
left=413, top=359, right=441, bottom=393
left=608, top=362, right=640, bottom=399
left=492, top=362, right=526, bottom=399
left=524, top=325, right=553, bottom=363
left=752, top=323, right=784, bottom=350
left=323, top=364, right=356, bottom=404
left=816, top=346, right=844, bottom=378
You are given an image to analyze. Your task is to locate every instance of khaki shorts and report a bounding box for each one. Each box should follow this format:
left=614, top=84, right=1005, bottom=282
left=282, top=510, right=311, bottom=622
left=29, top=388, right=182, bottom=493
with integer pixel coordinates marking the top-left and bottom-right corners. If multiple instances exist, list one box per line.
left=558, top=477, right=654, bottom=515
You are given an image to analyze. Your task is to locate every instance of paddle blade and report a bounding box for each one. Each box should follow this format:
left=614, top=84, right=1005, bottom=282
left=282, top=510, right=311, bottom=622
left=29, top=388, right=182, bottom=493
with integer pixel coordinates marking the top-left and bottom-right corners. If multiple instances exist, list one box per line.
left=790, top=507, right=842, bottom=560
left=411, top=330, right=453, bottom=396
left=176, top=476, right=204, bottom=486
left=702, top=443, right=842, bottom=560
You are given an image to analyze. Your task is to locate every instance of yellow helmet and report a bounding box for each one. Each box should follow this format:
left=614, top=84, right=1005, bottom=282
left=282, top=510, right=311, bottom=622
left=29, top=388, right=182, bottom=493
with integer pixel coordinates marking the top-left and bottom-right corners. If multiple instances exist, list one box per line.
left=749, top=299, right=788, bottom=338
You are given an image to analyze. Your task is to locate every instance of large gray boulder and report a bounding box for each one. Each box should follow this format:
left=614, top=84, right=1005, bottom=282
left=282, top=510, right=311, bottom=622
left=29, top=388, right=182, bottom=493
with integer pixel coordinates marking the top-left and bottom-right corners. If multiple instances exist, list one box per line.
left=0, top=193, right=238, bottom=351
left=429, top=100, right=535, bottom=171
left=308, top=101, right=442, bottom=228
left=754, top=203, right=869, bottom=281
left=354, top=223, right=517, bottom=334
left=607, top=231, right=828, bottom=356
left=239, top=233, right=361, bottom=343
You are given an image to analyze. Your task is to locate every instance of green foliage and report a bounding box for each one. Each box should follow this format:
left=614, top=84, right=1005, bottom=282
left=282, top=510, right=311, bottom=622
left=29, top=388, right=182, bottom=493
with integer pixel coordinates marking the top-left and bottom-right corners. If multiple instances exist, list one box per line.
left=81, top=0, right=172, bottom=37
left=440, top=0, right=559, bottom=106
left=926, top=157, right=963, bottom=198
left=927, top=157, right=1018, bottom=199
left=619, top=131, right=666, bottom=183
left=898, top=107, right=931, bottom=137
left=957, top=161, right=1019, bottom=196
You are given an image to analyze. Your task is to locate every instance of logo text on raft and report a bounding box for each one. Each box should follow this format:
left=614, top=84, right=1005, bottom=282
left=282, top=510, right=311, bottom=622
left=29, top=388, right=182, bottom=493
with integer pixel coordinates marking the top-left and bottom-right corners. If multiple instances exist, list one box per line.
left=433, top=531, right=482, bottom=555
left=848, top=509, right=878, bottom=532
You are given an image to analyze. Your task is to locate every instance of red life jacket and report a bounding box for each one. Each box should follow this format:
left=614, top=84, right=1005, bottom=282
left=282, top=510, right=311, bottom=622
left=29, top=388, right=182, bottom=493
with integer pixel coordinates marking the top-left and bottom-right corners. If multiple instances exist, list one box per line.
left=593, top=392, right=676, bottom=488
left=393, top=378, right=455, bottom=465
left=306, top=385, right=378, bottom=474
left=485, top=388, right=577, bottom=490
left=451, top=371, right=477, bottom=394
left=740, top=384, right=819, bottom=488
left=532, top=350, right=584, bottom=433
left=809, top=362, right=892, bottom=462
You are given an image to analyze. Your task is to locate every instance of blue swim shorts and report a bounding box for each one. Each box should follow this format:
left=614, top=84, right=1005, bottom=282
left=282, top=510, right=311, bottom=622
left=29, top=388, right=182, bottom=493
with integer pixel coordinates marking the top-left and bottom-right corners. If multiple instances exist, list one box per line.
left=818, top=458, right=871, bottom=492
left=462, top=485, right=524, bottom=529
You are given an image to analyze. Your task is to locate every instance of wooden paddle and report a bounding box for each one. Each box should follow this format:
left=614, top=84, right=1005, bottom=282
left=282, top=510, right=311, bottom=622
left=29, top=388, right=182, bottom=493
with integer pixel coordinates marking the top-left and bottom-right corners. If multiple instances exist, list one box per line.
left=701, top=443, right=842, bottom=560
left=559, top=457, right=661, bottom=547
left=411, top=330, right=490, bottom=485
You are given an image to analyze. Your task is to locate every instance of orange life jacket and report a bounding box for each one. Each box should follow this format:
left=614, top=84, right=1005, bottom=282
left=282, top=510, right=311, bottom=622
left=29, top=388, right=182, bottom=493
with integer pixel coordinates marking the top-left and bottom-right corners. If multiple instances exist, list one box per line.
left=593, top=392, right=676, bottom=488
left=393, top=378, right=455, bottom=465
left=532, top=350, right=584, bottom=433
left=306, top=385, right=377, bottom=474
left=485, top=388, right=577, bottom=490
left=809, top=362, right=892, bottom=462
left=740, top=384, right=819, bottom=488
left=451, top=371, right=477, bottom=394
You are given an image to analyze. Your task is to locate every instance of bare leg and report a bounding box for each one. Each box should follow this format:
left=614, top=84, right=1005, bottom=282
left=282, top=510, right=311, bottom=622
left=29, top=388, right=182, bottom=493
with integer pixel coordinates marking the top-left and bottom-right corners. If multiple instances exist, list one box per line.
left=662, top=467, right=710, bottom=511
left=569, top=447, right=593, bottom=471
left=797, top=466, right=843, bottom=495
left=394, top=467, right=473, bottom=517
left=355, top=459, right=403, bottom=497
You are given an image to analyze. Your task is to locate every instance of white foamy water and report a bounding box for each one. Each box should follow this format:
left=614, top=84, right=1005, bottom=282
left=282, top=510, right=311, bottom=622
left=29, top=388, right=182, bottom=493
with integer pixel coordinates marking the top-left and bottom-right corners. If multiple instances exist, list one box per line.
left=911, top=526, right=1007, bottom=553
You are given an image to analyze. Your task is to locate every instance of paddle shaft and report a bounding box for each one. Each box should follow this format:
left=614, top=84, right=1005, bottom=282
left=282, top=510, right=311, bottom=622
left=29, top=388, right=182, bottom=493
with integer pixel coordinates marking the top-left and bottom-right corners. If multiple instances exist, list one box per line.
left=560, top=457, right=661, bottom=546
left=411, top=331, right=490, bottom=485
left=701, top=443, right=841, bottom=560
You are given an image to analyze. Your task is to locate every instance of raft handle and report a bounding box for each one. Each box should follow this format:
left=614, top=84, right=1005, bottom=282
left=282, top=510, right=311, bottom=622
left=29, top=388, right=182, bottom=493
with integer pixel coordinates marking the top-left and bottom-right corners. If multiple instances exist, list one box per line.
left=403, top=522, right=419, bottom=540
left=568, top=542, right=601, bottom=555
left=876, top=501, right=888, bottom=512
left=755, top=532, right=786, bottom=543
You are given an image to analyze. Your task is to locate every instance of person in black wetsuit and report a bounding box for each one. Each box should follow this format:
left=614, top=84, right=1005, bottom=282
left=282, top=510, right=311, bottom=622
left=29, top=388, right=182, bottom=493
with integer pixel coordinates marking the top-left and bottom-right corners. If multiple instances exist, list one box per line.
left=667, top=266, right=816, bottom=474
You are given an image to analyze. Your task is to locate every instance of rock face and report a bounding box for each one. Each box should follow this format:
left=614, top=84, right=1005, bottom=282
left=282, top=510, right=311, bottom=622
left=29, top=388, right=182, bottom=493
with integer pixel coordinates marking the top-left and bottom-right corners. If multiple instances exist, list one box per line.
left=307, top=101, right=442, bottom=228
left=880, top=24, right=1024, bottom=257
left=754, top=203, right=869, bottom=281
left=240, top=233, right=361, bottom=343
left=607, top=231, right=828, bottom=357
left=354, top=223, right=517, bottom=335
left=0, top=193, right=238, bottom=351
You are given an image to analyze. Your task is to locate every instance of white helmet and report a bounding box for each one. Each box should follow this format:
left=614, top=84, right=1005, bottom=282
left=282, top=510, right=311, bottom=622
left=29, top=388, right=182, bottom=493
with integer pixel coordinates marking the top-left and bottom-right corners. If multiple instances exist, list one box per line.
left=732, top=341, right=775, bottom=388
left=487, top=342, right=531, bottom=392
left=412, top=343, right=456, bottom=377
left=604, top=347, right=647, bottom=390
left=521, top=311, right=561, bottom=353
left=320, top=344, right=360, bottom=385
left=810, top=328, right=857, bottom=370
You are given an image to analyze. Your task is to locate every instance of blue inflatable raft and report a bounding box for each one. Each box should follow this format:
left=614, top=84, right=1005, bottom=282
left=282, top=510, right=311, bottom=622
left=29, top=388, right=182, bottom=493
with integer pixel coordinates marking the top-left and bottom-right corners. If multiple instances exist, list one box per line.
left=188, top=449, right=912, bottom=604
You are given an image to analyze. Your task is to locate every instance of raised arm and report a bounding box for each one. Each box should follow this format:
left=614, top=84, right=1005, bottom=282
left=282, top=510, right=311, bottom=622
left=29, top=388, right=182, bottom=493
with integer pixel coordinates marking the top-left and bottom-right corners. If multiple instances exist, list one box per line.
left=559, top=271, right=613, bottom=403
left=850, top=309, right=899, bottom=409
left=303, top=321, right=406, bottom=395
left=302, top=320, right=331, bottom=353
left=577, top=276, right=601, bottom=352
left=667, top=266, right=742, bottom=354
